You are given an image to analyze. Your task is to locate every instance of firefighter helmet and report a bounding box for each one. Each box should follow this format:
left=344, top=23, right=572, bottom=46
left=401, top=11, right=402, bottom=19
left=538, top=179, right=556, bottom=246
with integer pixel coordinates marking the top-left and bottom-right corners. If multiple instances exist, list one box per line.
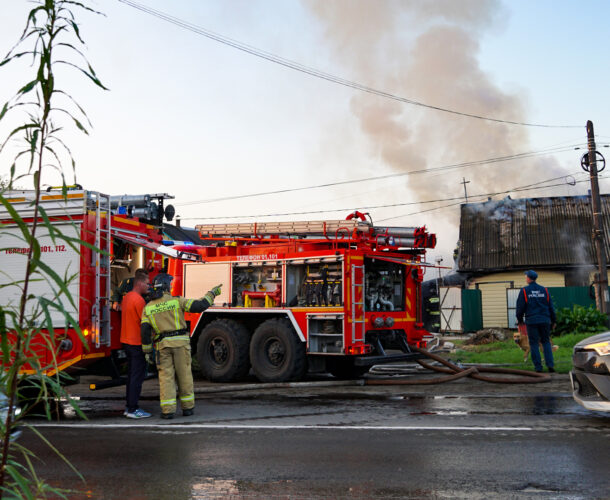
left=150, top=273, right=173, bottom=299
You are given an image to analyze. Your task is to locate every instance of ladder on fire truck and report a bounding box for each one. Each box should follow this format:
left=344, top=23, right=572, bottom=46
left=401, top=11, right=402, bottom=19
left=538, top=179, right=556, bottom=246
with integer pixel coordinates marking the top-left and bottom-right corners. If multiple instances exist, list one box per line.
left=92, top=192, right=112, bottom=348
left=196, top=219, right=370, bottom=238
left=351, top=264, right=366, bottom=343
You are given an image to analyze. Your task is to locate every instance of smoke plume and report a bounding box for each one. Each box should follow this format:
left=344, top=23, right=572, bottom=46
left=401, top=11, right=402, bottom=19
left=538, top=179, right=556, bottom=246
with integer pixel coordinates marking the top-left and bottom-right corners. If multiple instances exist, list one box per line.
left=304, top=0, right=563, bottom=261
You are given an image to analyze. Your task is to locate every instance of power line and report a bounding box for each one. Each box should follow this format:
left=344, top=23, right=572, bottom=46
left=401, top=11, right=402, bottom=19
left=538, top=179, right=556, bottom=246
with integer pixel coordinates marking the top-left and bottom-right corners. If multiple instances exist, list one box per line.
left=377, top=177, right=596, bottom=222
left=117, top=0, right=581, bottom=129
left=179, top=172, right=588, bottom=221
left=176, top=144, right=581, bottom=207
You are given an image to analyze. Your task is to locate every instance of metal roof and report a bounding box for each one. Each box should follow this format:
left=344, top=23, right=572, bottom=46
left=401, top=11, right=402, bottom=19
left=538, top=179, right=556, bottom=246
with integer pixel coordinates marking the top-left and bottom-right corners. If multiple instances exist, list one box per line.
left=457, top=194, right=610, bottom=272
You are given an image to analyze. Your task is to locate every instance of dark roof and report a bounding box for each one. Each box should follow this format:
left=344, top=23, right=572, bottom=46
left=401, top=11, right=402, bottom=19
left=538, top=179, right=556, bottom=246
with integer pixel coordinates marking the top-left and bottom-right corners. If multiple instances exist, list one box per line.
left=457, top=194, right=610, bottom=272
left=163, top=223, right=206, bottom=245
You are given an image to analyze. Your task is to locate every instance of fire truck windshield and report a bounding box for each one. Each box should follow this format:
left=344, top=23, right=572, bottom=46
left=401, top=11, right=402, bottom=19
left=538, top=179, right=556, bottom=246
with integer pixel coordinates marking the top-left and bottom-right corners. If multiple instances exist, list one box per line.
left=364, top=258, right=405, bottom=312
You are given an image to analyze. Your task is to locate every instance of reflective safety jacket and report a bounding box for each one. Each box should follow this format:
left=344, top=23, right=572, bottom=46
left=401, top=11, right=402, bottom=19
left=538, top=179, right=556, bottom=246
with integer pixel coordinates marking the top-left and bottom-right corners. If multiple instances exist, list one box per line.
left=516, top=282, right=556, bottom=325
left=140, top=293, right=211, bottom=352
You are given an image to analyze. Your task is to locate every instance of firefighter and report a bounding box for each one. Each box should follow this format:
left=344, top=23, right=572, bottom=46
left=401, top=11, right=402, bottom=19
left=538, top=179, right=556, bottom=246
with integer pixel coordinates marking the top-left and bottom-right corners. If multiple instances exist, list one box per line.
left=140, top=273, right=221, bottom=419
left=516, top=269, right=556, bottom=373
left=111, top=267, right=150, bottom=311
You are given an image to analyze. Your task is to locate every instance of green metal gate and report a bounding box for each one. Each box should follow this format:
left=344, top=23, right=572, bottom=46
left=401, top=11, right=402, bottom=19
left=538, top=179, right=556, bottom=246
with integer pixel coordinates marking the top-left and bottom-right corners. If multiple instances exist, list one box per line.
left=461, top=288, right=483, bottom=332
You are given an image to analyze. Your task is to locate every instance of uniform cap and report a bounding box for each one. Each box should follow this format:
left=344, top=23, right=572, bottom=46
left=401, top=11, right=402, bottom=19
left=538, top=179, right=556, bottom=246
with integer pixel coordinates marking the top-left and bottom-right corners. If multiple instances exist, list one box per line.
left=525, top=270, right=538, bottom=280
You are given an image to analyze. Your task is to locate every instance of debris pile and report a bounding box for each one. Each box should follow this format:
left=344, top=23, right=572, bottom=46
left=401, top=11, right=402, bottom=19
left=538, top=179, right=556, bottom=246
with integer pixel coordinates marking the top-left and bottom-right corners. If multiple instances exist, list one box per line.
left=464, top=328, right=509, bottom=345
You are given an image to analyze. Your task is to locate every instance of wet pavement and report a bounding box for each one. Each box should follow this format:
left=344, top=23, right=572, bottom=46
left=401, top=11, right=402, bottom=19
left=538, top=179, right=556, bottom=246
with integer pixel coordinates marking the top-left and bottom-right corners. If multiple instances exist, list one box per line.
left=21, top=426, right=609, bottom=499
left=21, top=373, right=610, bottom=499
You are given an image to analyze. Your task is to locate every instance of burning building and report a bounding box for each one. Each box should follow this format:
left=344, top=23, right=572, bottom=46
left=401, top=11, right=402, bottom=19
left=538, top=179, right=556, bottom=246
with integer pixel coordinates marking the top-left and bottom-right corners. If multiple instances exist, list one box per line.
left=455, top=194, right=610, bottom=329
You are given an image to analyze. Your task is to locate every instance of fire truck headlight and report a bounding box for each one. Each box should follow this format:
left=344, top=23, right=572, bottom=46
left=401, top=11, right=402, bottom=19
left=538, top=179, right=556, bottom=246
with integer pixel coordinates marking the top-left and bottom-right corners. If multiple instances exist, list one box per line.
left=385, top=317, right=395, bottom=327
left=373, top=316, right=385, bottom=328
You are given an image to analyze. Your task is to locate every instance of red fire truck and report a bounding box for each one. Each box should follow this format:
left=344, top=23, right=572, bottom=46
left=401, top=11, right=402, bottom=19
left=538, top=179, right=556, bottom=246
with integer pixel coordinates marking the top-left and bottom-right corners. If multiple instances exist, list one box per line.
left=167, top=212, right=437, bottom=383
left=0, top=187, right=198, bottom=377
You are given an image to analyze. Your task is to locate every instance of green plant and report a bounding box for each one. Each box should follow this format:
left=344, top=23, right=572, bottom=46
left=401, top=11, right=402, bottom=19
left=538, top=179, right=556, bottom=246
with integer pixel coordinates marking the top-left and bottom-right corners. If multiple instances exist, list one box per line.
left=554, top=304, right=607, bottom=336
left=450, top=333, right=591, bottom=373
left=0, top=1, right=105, bottom=498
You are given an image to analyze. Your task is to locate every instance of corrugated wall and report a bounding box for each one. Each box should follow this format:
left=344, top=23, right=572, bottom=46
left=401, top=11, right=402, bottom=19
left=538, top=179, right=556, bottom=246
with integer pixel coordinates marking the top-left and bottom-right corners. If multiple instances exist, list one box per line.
left=548, top=286, right=603, bottom=310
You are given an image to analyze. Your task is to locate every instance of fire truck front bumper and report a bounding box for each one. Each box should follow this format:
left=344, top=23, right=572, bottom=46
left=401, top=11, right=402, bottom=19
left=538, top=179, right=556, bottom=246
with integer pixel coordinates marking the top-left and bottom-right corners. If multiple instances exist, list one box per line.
left=354, top=331, right=431, bottom=367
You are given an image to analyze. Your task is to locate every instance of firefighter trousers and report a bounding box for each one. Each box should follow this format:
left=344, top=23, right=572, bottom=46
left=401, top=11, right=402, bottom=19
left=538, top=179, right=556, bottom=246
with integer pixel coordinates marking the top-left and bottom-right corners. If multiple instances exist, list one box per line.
left=156, top=343, right=195, bottom=415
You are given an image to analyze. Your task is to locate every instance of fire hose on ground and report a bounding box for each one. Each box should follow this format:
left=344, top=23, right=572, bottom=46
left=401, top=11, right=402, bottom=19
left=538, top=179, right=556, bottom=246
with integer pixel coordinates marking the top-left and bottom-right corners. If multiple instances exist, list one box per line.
left=365, top=345, right=551, bottom=385
left=89, top=347, right=550, bottom=395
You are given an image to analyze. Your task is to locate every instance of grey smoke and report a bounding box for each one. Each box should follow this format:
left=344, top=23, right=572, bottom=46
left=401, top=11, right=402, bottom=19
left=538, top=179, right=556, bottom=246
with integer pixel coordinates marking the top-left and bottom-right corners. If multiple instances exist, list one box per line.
left=304, top=0, right=564, bottom=258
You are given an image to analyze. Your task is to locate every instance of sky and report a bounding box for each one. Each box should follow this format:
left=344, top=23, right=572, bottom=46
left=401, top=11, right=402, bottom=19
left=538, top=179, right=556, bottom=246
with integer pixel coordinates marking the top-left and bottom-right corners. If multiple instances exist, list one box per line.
left=1, top=0, right=610, bottom=275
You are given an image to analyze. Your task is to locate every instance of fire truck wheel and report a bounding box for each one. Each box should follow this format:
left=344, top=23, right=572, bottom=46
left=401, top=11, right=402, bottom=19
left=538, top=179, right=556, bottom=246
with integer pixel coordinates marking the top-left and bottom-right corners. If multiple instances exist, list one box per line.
left=250, top=318, right=306, bottom=383
left=326, top=358, right=370, bottom=379
left=196, top=319, right=250, bottom=382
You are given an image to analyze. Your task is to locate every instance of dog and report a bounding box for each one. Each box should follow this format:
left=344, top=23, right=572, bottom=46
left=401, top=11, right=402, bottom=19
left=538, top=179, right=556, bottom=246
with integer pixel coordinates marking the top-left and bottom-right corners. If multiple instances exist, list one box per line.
left=513, top=324, right=559, bottom=362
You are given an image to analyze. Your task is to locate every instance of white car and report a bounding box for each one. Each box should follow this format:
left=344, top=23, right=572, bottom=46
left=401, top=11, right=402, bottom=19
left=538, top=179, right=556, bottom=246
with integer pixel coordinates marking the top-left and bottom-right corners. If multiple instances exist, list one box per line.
left=0, top=389, right=22, bottom=444
left=570, top=331, right=610, bottom=412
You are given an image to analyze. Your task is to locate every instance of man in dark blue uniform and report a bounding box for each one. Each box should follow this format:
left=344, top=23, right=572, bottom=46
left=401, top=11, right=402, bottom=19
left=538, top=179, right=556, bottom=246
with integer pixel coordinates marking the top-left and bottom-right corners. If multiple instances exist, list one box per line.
left=516, top=270, right=556, bottom=373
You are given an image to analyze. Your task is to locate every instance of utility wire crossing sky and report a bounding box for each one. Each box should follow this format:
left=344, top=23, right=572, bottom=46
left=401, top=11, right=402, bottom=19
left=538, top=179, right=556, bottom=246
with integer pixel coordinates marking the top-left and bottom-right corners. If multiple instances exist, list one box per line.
left=2, top=0, right=609, bottom=267
left=118, top=0, right=581, bottom=129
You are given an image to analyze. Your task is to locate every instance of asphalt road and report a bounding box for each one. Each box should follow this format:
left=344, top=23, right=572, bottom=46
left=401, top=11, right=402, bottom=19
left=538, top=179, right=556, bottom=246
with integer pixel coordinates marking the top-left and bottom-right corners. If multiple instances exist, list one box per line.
left=20, top=374, right=610, bottom=499
left=21, top=426, right=609, bottom=499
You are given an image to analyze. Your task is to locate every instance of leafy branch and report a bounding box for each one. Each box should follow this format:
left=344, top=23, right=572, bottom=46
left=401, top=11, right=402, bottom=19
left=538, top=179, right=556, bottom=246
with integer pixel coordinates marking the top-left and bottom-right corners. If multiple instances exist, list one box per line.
left=0, top=1, right=106, bottom=498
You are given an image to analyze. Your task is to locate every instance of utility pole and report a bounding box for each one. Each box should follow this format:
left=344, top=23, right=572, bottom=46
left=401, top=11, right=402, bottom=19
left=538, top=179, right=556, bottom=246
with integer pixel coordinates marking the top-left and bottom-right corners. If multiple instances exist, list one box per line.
left=583, top=120, right=610, bottom=325
left=461, top=177, right=470, bottom=202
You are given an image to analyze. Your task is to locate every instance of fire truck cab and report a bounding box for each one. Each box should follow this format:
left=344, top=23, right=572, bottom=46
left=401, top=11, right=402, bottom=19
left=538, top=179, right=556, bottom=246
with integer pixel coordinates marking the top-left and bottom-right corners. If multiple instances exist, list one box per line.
left=168, top=213, right=437, bottom=383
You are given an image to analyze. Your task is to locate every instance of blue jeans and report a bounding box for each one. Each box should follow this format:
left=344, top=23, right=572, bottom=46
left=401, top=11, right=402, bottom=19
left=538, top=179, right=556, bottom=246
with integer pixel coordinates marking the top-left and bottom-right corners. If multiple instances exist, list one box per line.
left=526, top=323, right=554, bottom=371
left=124, top=344, right=146, bottom=412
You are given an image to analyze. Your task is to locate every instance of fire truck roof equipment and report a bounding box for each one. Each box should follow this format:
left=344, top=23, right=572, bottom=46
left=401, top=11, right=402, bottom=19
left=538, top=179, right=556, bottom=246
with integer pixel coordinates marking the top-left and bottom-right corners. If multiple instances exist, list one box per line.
left=195, top=216, right=436, bottom=250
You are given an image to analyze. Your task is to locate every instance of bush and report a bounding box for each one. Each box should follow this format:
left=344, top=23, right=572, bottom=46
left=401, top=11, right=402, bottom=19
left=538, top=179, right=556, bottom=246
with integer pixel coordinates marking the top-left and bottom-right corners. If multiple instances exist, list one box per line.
left=554, top=305, right=608, bottom=336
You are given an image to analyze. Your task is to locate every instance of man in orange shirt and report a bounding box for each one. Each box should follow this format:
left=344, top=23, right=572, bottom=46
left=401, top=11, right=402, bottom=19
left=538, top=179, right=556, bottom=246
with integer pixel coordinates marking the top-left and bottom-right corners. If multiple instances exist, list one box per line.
left=121, top=275, right=151, bottom=419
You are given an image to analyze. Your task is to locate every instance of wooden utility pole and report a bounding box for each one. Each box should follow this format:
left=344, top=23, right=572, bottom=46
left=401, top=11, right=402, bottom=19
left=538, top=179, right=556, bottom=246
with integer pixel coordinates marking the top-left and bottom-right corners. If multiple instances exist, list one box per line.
left=584, top=120, right=610, bottom=324
left=461, top=177, right=470, bottom=202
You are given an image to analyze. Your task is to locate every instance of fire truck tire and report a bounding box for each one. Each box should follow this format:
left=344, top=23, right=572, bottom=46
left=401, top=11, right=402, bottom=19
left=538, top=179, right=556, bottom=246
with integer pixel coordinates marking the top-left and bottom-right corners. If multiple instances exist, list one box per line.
left=196, top=319, right=251, bottom=382
left=250, top=318, right=306, bottom=383
left=326, top=358, right=370, bottom=379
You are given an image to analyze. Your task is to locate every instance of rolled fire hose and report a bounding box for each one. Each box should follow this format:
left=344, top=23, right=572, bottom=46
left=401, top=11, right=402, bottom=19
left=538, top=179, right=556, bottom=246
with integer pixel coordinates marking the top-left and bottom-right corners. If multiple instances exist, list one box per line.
left=366, top=345, right=551, bottom=385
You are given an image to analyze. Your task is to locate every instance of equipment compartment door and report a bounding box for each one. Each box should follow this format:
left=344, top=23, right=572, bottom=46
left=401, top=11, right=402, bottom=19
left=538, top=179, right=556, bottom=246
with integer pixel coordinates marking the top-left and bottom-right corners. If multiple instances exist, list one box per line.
left=183, top=262, right=231, bottom=304
left=0, top=222, right=81, bottom=327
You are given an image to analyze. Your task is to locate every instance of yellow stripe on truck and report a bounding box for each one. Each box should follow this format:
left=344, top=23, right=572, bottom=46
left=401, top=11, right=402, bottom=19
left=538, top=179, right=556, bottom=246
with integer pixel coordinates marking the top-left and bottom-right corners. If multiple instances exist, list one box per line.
left=19, top=352, right=106, bottom=376
left=41, top=193, right=84, bottom=201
